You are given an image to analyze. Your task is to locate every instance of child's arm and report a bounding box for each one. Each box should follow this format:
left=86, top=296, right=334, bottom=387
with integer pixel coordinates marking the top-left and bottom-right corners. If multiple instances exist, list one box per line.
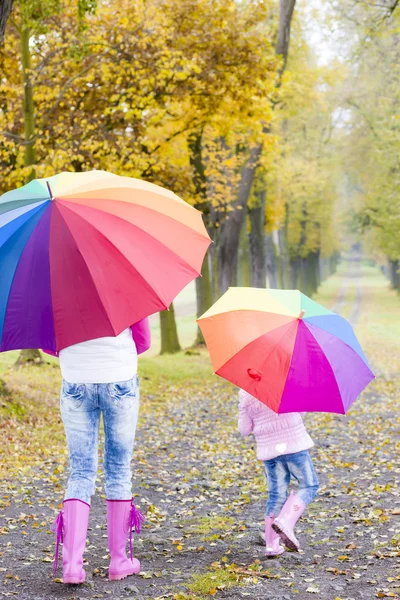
left=131, top=318, right=151, bottom=355
left=238, top=399, right=254, bottom=437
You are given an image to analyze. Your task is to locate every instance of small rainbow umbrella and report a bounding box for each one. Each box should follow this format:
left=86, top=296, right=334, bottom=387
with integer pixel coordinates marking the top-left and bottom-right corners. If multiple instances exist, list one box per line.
left=198, top=287, right=374, bottom=414
left=0, top=171, right=211, bottom=352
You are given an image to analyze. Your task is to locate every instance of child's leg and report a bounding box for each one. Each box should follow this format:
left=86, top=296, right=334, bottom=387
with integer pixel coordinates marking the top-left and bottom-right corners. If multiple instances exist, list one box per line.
left=264, top=457, right=291, bottom=516
left=287, top=450, right=319, bottom=506
left=271, top=451, right=319, bottom=552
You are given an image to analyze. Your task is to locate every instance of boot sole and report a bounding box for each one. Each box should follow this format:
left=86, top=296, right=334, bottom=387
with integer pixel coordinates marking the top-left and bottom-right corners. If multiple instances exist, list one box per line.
left=271, top=522, right=299, bottom=552
left=109, top=567, right=140, bottom=581
left=63, top=576, right=86, bottom=585
left=265, top=547, right=285, bottom=557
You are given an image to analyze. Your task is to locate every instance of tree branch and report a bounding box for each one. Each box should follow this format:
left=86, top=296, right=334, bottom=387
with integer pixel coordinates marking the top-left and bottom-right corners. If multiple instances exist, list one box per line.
left=39, top=59, right=98, bottom=132
left=0, top=131, right=30, bottom=145
left=346, top=98, right=380, bottom=139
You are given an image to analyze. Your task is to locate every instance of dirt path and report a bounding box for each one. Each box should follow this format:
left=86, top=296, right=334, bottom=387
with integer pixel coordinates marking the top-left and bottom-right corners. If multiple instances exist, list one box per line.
left=1, top=262, right=399, bottom=600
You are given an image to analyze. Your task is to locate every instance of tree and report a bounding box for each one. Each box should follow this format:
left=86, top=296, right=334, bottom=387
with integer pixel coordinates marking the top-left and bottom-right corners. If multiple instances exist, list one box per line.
left=1, top=0, right=95, bottom=364
left=9, top=0, right=61, bottom=365
left=0, top=0, right=14, bottom=43
left=334, top=1, right=400, bottom=276
left=217, top=0, right=297, bottom=295
left=160, top=304, right=181, bottom=354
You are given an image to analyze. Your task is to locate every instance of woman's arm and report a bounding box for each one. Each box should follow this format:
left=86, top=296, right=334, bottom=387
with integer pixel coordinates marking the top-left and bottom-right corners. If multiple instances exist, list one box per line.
left=131, top=318, right=151, bottom=355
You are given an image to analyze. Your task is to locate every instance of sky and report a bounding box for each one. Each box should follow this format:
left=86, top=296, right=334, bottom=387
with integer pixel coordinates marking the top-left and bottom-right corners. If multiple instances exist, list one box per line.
left=299, top=0, right=351, bottom=66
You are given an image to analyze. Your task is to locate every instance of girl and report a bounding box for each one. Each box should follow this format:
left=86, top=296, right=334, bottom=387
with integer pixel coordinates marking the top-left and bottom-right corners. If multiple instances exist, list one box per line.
left=238, top=388, right=319, bottom=556
left=48, top=319, right=150, bottom=584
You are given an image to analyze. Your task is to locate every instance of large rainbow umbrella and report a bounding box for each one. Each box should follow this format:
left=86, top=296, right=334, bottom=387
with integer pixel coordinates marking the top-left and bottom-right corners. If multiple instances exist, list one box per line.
left=198, top=287, right=374, bottom=414
left=0, top=171, right=211, bottom=353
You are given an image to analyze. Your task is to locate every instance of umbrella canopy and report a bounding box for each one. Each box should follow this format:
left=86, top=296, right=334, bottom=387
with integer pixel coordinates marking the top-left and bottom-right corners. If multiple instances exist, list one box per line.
left=0, top=171, right=211, bottom=352
left=198, top=287, right=374, bottom=414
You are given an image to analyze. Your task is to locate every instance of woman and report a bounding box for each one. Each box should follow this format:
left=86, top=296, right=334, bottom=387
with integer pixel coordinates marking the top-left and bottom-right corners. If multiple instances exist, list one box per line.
left=49, top=319, right=150, bottom=584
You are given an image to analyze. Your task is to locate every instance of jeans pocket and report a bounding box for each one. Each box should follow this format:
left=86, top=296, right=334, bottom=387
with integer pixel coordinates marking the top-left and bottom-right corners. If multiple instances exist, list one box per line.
left=61, top=381, right=86, bottom=410
left=108, top=378, right=137, bottom=410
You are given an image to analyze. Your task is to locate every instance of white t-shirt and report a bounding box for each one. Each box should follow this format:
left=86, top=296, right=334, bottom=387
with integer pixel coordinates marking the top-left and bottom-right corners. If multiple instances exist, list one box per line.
left=59, top=328, right=137, bottom=384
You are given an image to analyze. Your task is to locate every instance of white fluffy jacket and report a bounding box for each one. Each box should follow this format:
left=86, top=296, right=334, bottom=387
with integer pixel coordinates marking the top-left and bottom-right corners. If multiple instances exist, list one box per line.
left=238, top=389, right=314, bottom=461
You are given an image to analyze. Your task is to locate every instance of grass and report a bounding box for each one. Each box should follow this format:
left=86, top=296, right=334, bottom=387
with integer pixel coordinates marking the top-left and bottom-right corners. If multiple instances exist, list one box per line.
left=186, top=565, right=241, bottom=597
left=188, top=515, right=235, bottom=541
left=354, top=265, right=400, bottom=377
left=140, top=349, right=214, bottom=391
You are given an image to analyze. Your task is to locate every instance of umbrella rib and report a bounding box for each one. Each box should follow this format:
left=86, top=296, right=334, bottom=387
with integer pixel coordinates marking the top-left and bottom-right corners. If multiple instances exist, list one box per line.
left=52, top=204, right=119, bottom=338
left=0, top=197, right=49, bottom=216
left=58, top=175, right=187, bottom=207
left=58, top=199, right=204, bottom=279
left=56, top=203, right=173, bottom=319
left=300, top=322, right=345, bottom=414
left=59, top=194, right=209, bottom=238
left=216, top=319, right=297, bottom=375
left=49, top=172, right=115, bottom=198
left=302, top=316, right=372, bottom=370
left=0, top=203, right=49, bottom=342
left=210, top=315, right=295, bottom=372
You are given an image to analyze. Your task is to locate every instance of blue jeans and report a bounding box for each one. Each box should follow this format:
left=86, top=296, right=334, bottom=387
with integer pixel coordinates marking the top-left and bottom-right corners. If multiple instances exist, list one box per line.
left=60, top=377, right=140, bottom=505
left=264, top=450, right=319, bottom=516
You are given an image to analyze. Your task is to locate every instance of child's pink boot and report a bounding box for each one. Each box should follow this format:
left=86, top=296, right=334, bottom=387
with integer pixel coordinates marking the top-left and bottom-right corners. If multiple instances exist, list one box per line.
left=272, top=491, right=306, bottom=551
left=265, top=515, right=285, bottom=557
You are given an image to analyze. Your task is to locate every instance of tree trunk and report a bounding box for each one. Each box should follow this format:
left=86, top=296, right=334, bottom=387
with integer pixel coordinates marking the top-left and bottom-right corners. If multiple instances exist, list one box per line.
left=210, top=237, right=218, bottom=302
left=300, top=256, right=315, bottom=297
left=216, top=1, right=296, bottom=295
left=218, top=144, right=262, bottom=295
left=277, top=227, right=290, bottom=289
left=188, top=126, right=214, bottom=331
left=329, top=253, right=340, bottom=276
left=0, top=378, right=11, bottom=397
left=265, top=233, right=278, bottom=288
left=389, top=259, right=400, bottom=290
left=15, top=348, right=44, bottom=367
left=238, top=223, right=251, bottom=287
left=320, top=256, right=329, bottom=282
left=276, top=0, right=297, bottom=73
left=300, top=251, right=320, bottom=297
left=194, top=253, right=213, bottom=345
left=312, top=250, right=321, bottom=292
left=0, top=0, right=14, bottom=44
left=21, top=27, right=36, bottom=181
left=160, top=303, right=181, bottom=354
left=15, top=27, right=42, bottom=367
left=290, top=256, right=300, bottom=289
left=249, top=191, right=267, bottom=288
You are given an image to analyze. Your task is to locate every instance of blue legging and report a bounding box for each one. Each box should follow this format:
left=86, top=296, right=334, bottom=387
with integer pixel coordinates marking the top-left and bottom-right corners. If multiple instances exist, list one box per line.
left=264, top=450, right=319, bottom=516
left=60, top=377, right=139, bottom=505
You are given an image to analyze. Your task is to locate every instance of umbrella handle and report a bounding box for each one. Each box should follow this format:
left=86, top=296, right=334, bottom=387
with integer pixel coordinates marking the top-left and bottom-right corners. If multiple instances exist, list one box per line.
left=247, top=368, right=262, bottom=381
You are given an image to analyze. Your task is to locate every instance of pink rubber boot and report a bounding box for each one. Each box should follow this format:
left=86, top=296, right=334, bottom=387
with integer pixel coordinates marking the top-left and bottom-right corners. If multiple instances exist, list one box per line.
left=106, top=499, right=145, bottom=581
left=52, top=499, right=90, bottom=584
left=272, top=491, right=306, bottom=551
left=265, top=515, right=285, bottom=557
